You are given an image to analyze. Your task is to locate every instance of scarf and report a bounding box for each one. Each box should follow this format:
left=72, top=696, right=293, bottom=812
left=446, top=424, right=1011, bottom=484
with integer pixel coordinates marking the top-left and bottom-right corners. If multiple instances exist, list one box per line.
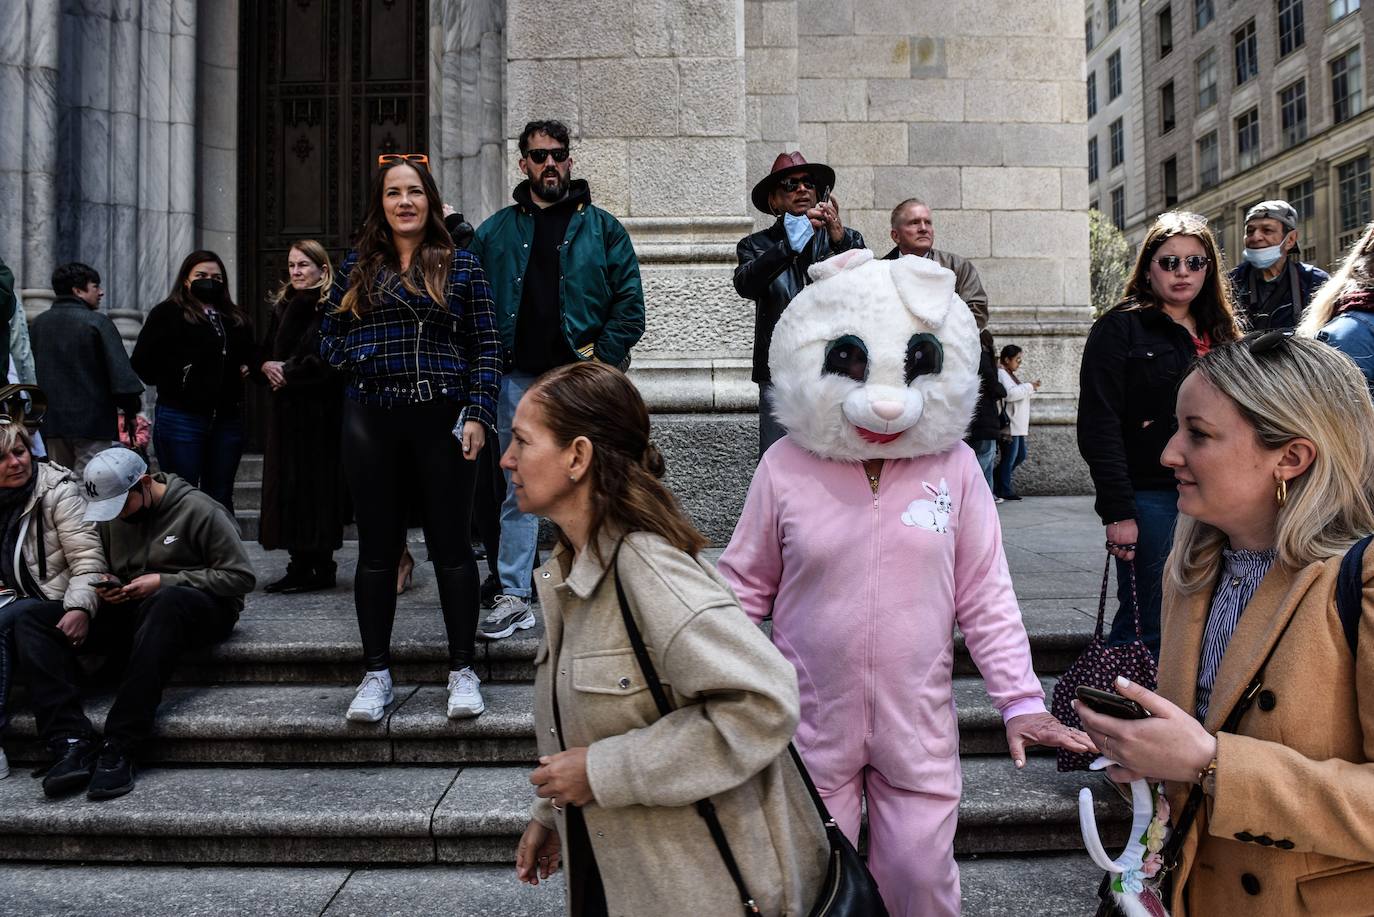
left=1336, top=288, right=1374, bottom=314
left=0, top=469, right=39, bottom=590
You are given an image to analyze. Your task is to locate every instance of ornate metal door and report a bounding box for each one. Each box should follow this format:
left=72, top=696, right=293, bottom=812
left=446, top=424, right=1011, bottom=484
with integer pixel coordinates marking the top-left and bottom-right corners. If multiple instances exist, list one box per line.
left=239, top=0, right=429, bottom=446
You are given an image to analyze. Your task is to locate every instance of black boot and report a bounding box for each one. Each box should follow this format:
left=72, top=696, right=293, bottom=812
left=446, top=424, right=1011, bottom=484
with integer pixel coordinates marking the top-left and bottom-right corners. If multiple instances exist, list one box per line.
left=42, top=736, right=99, bottom=798
left=281, top=558, right=337, bottom=594
left=87, top=739, right=136, bottom=801
left=480, top=572, right=501, bottom=609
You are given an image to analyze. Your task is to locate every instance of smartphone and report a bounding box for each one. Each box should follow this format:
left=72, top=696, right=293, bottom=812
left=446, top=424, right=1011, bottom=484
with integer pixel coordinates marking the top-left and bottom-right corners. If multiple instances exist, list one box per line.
left=817, top=184, right=831, bottom=204
left=93, top=578, right=122, bottom=591
left=1075, top=685, right=1149, bottom=720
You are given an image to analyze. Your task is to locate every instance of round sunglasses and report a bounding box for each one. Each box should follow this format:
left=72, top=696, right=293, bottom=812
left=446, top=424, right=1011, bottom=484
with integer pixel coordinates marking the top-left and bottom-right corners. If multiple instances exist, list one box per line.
left=1154, top=255, right=1210, bottom=273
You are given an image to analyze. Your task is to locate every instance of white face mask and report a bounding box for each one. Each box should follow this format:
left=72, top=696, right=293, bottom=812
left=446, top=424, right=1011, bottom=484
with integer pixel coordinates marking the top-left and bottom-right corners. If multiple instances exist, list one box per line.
left=1242, top=244, right=1286, bottom=269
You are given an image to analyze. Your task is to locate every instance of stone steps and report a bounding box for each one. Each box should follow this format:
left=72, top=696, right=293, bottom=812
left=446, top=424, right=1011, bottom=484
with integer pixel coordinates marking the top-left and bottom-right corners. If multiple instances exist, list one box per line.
left=2, top=677, right=1059, bottom=767
left=0, top=758, right=1128, bottom=865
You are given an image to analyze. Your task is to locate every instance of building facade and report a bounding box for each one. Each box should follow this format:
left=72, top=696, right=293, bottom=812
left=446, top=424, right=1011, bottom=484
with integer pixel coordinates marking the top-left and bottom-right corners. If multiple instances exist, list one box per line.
left=2, top=0, right=1095, bottom=539
left=1139, top=0, right=1372, bottom=268
left=1086, top=0, right=1150, bottom=241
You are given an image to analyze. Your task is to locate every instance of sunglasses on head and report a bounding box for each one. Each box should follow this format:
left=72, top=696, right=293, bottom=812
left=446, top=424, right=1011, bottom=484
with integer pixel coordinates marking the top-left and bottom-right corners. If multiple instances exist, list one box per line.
left=1154, top=255, right=1210, bottom=273
left=1246, top=328, right=1296, bottom=355
left=523, top=148, right=570, bottom=164
left=378, top=153, right=430, bottom=167
left=778, top=177, right=818, bottom=193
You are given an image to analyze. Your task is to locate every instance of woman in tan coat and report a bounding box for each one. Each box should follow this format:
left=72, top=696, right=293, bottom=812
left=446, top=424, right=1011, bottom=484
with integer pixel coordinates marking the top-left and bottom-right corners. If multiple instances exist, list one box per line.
left=1076, top=333, right=1374, bottom=915
left=507, top=361, right=828, bottom=917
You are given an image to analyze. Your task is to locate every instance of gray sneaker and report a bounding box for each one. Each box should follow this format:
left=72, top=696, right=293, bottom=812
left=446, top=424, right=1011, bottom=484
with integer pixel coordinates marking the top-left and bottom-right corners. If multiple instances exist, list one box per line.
left=478, top=594, right=536, bottom=640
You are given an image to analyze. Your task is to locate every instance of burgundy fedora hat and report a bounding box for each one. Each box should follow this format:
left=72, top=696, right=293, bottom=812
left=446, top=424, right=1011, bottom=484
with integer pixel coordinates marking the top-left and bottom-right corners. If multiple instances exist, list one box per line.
left=750, top=151, right=836, bottom=215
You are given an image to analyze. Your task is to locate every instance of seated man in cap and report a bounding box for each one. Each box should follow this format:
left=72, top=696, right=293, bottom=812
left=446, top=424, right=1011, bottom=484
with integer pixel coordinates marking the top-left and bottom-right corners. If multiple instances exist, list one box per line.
left=1228, top=199, right=1330, bottom=331
left=735, top=152, right=865, bottom=456
left=16, top=447, right=254, bottom=800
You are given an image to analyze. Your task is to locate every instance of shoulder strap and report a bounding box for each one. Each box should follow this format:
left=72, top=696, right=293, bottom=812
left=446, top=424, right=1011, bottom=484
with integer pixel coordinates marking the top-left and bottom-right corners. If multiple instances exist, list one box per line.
left=610, top=543, right=761, bottom=916
left=1337, top=535, right=1372, bottom=654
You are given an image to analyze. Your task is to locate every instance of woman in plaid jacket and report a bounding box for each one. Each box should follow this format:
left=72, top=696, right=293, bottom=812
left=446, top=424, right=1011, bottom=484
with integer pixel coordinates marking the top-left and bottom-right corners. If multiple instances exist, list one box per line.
left=320, top=158, right=502, bottom=725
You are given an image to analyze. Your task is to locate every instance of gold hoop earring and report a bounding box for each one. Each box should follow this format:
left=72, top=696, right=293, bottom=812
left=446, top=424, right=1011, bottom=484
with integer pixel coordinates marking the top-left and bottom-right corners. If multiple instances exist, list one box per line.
left=1275, top=477, right=1288, bottom=507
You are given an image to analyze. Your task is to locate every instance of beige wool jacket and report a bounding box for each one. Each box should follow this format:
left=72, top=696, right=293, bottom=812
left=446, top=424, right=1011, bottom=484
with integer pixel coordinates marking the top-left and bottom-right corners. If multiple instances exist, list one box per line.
left=1158, top=549, right=1374, bottom=916
left=530, top=531, right=829, bottom=917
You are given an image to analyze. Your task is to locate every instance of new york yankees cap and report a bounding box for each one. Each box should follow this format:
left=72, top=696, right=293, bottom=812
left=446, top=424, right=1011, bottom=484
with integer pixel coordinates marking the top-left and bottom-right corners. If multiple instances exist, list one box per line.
left=80, top=447, right=148, bottom=523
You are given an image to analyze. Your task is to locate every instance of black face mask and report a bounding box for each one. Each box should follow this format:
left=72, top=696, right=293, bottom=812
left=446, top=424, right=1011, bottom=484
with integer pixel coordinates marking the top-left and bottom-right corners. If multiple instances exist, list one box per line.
left=123, top=482, right=154, bottom=526
left=189, top=278, right=226, bottom=303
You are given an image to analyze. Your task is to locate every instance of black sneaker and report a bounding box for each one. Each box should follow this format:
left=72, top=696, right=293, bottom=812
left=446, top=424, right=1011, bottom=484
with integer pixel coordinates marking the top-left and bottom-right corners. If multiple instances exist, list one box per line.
left=41, top=737, right=99, bottom=798
left=1003, top=494, right=1023, bottom=501
left=479, top=573, right=501, bottom=609
left=87, top=740, right=136, bottom=801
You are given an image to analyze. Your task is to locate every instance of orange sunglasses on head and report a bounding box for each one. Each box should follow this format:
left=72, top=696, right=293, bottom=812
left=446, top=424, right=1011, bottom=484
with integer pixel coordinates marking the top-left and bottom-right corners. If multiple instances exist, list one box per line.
left=378, top=153, right=430, bottom=167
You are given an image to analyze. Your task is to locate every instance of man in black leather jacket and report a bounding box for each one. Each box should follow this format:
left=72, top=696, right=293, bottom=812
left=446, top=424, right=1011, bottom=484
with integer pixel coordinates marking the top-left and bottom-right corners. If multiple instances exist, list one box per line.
left=734, top=151, right=865, bottom=456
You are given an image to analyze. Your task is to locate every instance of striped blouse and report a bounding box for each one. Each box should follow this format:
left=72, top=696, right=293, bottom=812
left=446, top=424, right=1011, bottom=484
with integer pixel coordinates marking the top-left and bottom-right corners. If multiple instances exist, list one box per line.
left=1195, top=547, right=1279, bottom=721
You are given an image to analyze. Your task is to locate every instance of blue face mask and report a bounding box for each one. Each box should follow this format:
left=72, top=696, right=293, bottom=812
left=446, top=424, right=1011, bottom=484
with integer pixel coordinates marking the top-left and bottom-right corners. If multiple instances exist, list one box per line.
left=1242, top=244, right=1285, bottom=269
left=783, top=212, right=814, bottom=253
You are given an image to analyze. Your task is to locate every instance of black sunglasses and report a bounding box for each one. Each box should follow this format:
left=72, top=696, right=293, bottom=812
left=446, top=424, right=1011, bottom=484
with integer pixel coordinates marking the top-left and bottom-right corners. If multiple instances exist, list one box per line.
left=1155, top=255, right=1210, bottom=273
left=1246, top=328, right=1296, bottom=355
left=778, top=177, right=818, bottom=193
left=524, top=148, right=570, bottom=164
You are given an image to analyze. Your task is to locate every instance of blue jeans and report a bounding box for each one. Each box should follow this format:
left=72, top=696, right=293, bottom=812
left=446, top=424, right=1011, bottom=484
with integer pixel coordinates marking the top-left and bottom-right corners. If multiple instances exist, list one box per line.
left=497, top=371, right=541, bottom=598
left=1108, top=489, right=1178, bottom=659
left=153, top=404, right=245, bottom=511
left=971, top=439, right=998, bottom=490
left=996, top=435, right=1027, bottom=497
left=0, top=597, right=58, bottom=733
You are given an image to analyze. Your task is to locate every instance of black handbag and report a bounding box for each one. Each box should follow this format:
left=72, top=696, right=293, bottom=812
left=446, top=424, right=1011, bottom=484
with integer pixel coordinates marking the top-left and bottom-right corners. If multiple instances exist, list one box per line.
left=611, top=547, right=889, bottom=917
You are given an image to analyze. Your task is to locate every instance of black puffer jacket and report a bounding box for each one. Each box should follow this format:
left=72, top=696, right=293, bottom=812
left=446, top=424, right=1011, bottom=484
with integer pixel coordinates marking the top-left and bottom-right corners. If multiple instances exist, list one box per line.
left=1077, top=304, right=1199, bottom=524
left=734, top=218, right=865, bottom=384
left=967, top=343, right=1007, bottom=440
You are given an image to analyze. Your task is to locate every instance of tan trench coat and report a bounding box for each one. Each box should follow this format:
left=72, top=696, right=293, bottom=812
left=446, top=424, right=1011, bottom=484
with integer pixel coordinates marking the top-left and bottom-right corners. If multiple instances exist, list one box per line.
left=1158, top=549, right=1374, bottom=916
left=530, top=531, right=828, bottom=917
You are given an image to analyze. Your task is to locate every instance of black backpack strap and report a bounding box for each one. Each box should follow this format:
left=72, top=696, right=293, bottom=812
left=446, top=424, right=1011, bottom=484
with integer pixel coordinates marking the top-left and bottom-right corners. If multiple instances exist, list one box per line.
left=1337, top=535, right=1372, bottom=655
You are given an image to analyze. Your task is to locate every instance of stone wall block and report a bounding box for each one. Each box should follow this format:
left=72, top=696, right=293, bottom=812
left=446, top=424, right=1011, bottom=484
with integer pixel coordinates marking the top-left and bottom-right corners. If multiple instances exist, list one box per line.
left=830, top=165, right=874, bottom=209
left=581, top=59, right=680, bottom=137
left=991, top=210, right=1088, bottom=258
left=198, top=64, right=237, bottom=150
left=75, top=14, right=112, bottom=110
left=139, top=28, right=172, bottom=123
left=872, top=165, right=960, bottom=211
left=629, top=138, right=745, bottom=216
left=506, top=60, right=580, bottom=136
left=796, top=78, right=866, bottom=122
left=507, top=0, right=633, bottom=59
left=798, top=36, right=910, bottom=79
left=961, top=167, right=1061, bottom=211
left=797, top=121, right=827, bottom=161
left=745, top=96, right=763, bottom=141
left=760, top=2, right=798, bottom=46
left=633, top=0, right=740, bottom=58
left=1061, top=168, right=1089, bottom=210
left=1062, top=256, right=1091, bottom=306
left=956, top=5, right=1059, bottom=36
left=197, top=0, right=239, bottom=69
left=798, top=0, right=853, bottom=35
left=571, top=138, right=631, bottom=216
left=908, top=36, right=946, bottom=78
left=744, top=0, right=764, bottom=46
left=746, top=47, right=798, bottom=94
left=963, top=79, right=1061, bottom=124
left=636, top=269, right=753, bottom=354
left=867, top=78, right=962, bottom=122
left=1000, top=123, right=1088, bottom=167
left=1060, top=79, right=1087, bottom=123
left=840, top=208, right=890, bottom=256
left=853, top=0, right=958, bottom=36
left=909, top=122, right=1003, bottom=166
left=934, top=209, right=991, bottom=259
left=198, top=146, right=237, bottom=232
left=756, top=92, right=798, bottom=140
left=971, top=257, right=1064, bottom=307
left=825, top=121, right=906, bottom=165
left=681, top=58, right=747, bottom=137
left=946, top=37, right=1082, bottom=82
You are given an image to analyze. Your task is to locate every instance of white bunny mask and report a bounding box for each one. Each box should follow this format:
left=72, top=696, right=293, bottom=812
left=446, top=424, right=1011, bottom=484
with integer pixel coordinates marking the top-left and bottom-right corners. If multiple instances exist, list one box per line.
left=767, top=249, right=980, bottom=462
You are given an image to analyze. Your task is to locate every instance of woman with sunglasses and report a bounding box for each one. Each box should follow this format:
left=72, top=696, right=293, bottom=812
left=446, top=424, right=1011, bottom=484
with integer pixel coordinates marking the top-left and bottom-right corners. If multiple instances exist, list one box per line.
left=1075, top=334, right=1374, bottom=915
left=1299, top=220, right=1374, bottom=397
left=1078, top=211, right=1241, bottom=657
left=319, top=157, right=502, bottom=725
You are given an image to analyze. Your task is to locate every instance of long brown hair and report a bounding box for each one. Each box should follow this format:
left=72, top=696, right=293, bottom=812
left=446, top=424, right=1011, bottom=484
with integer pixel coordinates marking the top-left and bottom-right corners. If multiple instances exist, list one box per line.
left=1115, top=211, right=1241, bottom=343
left=270, top=239, right=334, bottom=309
left=528, top=362, right=707, bottom=559
left=167, top=250, right=247, bottom=326
left=338, top=161, right=453, bottom=318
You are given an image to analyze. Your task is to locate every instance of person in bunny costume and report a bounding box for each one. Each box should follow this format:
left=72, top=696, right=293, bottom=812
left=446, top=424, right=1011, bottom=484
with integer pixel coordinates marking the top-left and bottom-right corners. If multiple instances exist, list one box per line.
left=717, top=249, right=1092, bottom=916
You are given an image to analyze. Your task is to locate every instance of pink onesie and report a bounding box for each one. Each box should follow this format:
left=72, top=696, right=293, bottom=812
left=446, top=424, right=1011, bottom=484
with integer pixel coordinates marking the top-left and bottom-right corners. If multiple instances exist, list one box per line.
left=718, top=436, right=1046, bottom=916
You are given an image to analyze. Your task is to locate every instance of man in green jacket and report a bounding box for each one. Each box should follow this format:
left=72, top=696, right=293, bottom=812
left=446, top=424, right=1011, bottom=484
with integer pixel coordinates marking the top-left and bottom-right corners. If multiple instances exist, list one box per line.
left=468, top=119, right=645, bottom=638
left=18, top=447, right=254, bottom=800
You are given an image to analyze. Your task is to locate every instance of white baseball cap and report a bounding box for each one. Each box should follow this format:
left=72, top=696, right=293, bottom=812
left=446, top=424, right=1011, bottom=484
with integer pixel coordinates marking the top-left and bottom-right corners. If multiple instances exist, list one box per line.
left=80, top=448, right=148, bottom=523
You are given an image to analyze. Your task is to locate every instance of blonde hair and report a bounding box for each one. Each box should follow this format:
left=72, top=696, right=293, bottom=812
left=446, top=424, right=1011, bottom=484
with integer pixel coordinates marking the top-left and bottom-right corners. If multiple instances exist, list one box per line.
left=1165, top=335, right=1374, bottom=594
left=0, top=423, right=35, bottom=459
left=270, top=240, right=334, bottom=308
left=1298, top=221, right=1374, bottom=337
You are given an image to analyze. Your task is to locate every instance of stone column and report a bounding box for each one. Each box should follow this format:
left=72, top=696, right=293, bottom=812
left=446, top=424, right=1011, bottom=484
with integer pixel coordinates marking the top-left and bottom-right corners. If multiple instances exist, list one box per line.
left=196, top=0, right=239, bottom=294
left=429, top=0, right=506, bottom=223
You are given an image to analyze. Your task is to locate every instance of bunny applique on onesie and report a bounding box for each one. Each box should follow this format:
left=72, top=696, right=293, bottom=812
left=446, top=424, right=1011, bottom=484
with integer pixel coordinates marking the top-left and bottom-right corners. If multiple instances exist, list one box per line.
left=718, top=249, right=1054, bottom=917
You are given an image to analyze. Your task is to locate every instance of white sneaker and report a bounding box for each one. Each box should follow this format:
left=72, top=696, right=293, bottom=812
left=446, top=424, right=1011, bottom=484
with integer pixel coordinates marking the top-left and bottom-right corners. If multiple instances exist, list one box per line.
left=0, top=747, right=9, bottom=779
left=447, top=667, right=485, bottom=719
left=346, top=671, right=394, bottom=723
left=478, top=595, right=537, bottom=640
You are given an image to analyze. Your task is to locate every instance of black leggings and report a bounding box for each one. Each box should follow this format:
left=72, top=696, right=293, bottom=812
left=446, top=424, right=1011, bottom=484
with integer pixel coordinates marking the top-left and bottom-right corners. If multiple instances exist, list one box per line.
left=342, top=398, right=479, bottom=671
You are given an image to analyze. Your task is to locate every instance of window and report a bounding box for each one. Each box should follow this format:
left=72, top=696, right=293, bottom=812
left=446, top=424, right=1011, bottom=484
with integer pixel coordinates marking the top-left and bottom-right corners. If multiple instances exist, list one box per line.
left=1235, top=108, right=1260, bottom=170
left=1086, top=16, right=1095, bottom=52
left=1108, top=0, right=1120, bottom=31
left=1280, top=80, right=1308, bottom=148
left=1088, top=72, right=1098, bottom=118
left=1278, top=0, right=1305, bottom=58
left=1212, top=216, right=1227, bottom=259
left=1163, top=157, right=1179, bottom=207
left=1111, top=187, right=1126, bottom=230
left=1197, top=49, right=1218, bottom=110
left=1196, top=0, right=1214, bottom=30
left=1285, top=178, right=1315, bottom=223
left=1161, top=81, right=1177, bottom=133
left=1332, top=47, right=1364, bottom=124
left=1089, top=137, right=1100, bottom=183
left=1110, top=118, right=1125, bottom=168
left=1338, top=155, right=1372, bottom=251
left=1234, top=20, right=1259, bottom=86
left=1159, top=5, right=1174, bottom=57
left=1108, top=50, right=1123, bottom=100
left=1330, top=0, right=1361, bottom=22
left=1090, top=199, right=1100, bottom=212
left=1198, top=132, right=1220, bottom=189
